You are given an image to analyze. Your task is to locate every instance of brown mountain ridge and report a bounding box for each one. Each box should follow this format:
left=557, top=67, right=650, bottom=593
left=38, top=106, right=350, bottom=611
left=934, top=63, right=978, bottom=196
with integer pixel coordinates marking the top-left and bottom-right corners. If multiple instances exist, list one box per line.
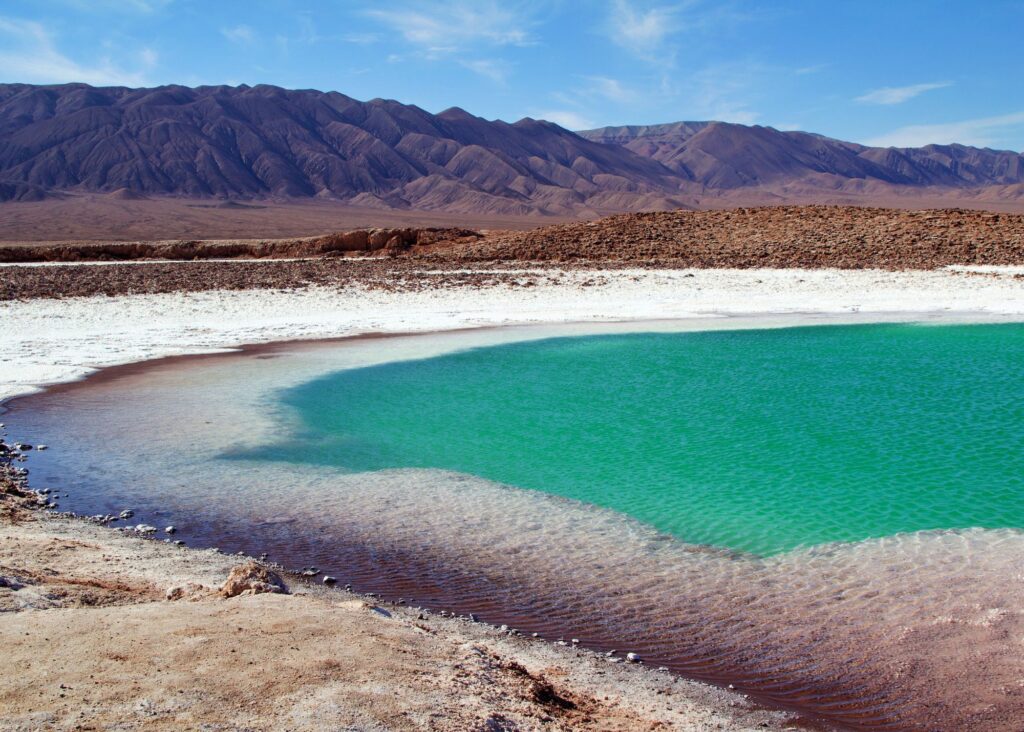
left=1, top=83, right=1022, bottom=215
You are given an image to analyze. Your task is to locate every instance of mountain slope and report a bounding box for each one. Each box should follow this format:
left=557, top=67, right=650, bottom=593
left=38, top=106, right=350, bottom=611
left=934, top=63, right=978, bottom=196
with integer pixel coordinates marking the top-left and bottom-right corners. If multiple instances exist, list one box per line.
left=578, top=122, right=1024, bottom=190
left=0, top=83, right=686, bottom=215
left=1, top=84, right=1022, bottom=214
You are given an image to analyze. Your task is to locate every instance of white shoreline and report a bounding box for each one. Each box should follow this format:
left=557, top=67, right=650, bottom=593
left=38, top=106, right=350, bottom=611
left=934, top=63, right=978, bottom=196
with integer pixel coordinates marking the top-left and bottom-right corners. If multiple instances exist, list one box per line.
left=5, top=266, right=1024, bottom=404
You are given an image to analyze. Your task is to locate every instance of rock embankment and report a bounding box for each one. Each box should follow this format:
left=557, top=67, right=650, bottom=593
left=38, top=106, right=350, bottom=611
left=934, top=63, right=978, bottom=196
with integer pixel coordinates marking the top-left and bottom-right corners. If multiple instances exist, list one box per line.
left=5, top=206, right=1024, bottom=300
left=453, top=206, right=1024, bottom=269
left=0, top=227, right=481, bottom=263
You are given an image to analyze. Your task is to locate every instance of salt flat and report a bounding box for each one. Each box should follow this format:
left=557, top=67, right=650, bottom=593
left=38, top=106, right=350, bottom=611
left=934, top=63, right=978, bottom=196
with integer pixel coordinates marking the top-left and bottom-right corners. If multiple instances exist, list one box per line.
left=4, top=266, right=1024, bottom=403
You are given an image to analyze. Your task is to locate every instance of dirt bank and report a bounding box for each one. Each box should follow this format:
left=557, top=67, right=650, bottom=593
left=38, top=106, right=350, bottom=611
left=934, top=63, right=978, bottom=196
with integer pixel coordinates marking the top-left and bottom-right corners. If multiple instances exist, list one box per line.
left=0, top=227, right=482, bottom=264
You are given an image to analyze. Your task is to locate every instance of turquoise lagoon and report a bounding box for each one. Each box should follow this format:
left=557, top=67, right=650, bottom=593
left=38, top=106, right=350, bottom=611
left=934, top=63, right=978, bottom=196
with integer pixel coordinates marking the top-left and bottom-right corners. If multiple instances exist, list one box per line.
left=239, top=323, right=1024, bottom=556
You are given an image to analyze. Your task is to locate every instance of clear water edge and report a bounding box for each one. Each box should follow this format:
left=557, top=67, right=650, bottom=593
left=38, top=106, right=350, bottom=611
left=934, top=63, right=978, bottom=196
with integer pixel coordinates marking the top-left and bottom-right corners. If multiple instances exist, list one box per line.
left=8, top=320, right=1024, bottom=730
left=235, top=322, right=1024, bottom=556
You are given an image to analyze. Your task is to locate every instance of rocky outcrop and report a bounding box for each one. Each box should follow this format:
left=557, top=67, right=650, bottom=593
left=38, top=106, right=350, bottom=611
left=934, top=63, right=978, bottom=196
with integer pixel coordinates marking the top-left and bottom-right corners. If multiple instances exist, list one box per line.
left=166, top=582, right=212, bottom=601
left=457, top=205, right=1024, bottom=269
left=0, top=227, right=482, bottom=263
left=219, top=562, right=287, bottom=598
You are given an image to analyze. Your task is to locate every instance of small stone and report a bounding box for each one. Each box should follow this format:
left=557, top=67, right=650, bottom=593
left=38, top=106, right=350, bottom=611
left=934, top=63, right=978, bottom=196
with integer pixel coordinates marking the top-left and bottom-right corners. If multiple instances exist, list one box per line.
left=322, top=576, right=337, bottom=585
left=174, top=540, right=186, bottom=546
left=119, top=510, right=134, bottom=519
left=626, top=652, right=641, bottom=663
left=164, top=526, right=176, bottom=534
left=571, top=638, right=580, bottom=644
left=133, top=524, right=157, bottom=534
left=219, top=562, right=286, bottom=598
left=36, top=445, right=48, bottom=451
left=300, top=568, right=319, bottom=577
left=166, top=582, right=210, bottom=601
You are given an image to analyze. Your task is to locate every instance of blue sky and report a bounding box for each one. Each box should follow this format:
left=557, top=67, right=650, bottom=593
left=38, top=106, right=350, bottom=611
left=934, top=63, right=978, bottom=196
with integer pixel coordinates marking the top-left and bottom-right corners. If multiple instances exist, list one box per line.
left=1, top=0, right=1022, bottom=150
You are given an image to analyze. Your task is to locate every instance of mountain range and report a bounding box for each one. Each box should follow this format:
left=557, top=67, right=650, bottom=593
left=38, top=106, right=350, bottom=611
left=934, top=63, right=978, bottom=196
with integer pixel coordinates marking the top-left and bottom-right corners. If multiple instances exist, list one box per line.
left=1, top=83, right=1022, bottom=215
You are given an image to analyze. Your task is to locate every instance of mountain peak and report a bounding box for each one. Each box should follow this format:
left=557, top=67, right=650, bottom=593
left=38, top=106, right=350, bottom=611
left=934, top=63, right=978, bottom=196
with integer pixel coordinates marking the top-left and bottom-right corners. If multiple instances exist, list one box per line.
left=0, top=83, right=1021, bottom=211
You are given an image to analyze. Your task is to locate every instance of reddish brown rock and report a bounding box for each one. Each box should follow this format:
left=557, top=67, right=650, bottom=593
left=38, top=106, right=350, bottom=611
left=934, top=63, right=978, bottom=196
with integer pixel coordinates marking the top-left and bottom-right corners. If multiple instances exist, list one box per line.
left=219, top=562, right=286, bottom=599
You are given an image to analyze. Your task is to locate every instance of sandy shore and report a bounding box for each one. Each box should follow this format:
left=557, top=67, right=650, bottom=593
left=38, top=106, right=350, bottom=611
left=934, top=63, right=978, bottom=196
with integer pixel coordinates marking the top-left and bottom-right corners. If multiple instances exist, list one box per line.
left=0, top=481, right=791, bottom=731
left=4, top=266, right=1024, bottom=729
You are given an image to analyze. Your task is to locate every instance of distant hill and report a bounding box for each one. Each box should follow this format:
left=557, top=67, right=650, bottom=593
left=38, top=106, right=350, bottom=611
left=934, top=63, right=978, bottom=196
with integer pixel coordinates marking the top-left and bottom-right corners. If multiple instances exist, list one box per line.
left=0, top=83, right=1022, bottom=214
left=578, top=122, right=1024, bottom=190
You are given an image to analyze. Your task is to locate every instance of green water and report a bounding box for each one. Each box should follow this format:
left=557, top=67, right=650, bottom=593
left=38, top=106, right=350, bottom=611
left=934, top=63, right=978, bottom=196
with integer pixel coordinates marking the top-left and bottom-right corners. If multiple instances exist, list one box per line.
left=243, top=323, right=1024, bottom=555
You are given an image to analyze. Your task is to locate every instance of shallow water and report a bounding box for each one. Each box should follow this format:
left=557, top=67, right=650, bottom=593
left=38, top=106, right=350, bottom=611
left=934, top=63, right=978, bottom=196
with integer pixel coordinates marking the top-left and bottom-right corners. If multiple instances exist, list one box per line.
left=8, top=320, right=1024, bottom=730
left=235, top=323, right=1024, bottom=555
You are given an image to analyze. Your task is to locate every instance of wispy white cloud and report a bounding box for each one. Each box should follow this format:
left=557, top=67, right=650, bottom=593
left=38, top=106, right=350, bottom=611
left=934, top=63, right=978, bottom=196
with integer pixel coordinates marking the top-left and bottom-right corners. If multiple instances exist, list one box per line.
left=611, top=0, right=683, bottom=55
left=270, top=15, right=380, bottom=55
left=794, top=63, right=828, bottom=76
left=607, top=0, right=749, bottom=63
left=541, top=76, right=635, bottom=130
left=221, top=24, right=255, bottom=45
left=552, top=76, right=636, bottom=108
left=339, top=33, right=381, bottom=45
left=856, top=81, right=951, bottom=105
left=534, top=110, right=596, bottom=130
left=460, top=59, right=511, bottom=85
left=0, top=16, right=152, bottom=86
left=55, top=0, right=173, bottom=12
left=582, top=75, right=636, bottom=103
left=864, top=111, right=1024, bottom=149
left=687, top=62, right=761, bottom=124
left=139, top=47, right=159, bottom=68
left=365, top=1, right=533, bottom=55
left=123, top=0, right=171, bottom=10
